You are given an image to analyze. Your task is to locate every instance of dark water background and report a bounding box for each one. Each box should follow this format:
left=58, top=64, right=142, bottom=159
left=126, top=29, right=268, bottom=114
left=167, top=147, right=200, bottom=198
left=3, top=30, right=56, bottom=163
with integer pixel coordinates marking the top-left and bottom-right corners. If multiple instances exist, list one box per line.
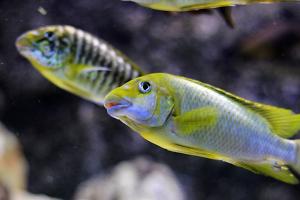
left=1, top=0, right=300, bottom=199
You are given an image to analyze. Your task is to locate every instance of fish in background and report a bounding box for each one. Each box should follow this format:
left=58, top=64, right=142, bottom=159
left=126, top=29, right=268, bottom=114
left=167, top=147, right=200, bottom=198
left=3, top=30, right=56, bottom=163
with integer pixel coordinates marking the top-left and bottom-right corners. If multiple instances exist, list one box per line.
left=16, top=25, right=144, bottom=105
left=123, top=0, right=300, bottom=11
left=123, top=0, right=300, bottom=28
left=104, top=73, right=300, bottom=184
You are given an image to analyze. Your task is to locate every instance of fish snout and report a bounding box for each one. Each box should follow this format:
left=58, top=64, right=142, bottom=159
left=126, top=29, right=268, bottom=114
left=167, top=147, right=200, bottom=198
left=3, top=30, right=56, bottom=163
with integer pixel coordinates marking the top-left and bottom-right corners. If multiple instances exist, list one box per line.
left=16, top=29, right=42, bottom=52
left=104, top=94, right=132, bottom=116
left=15, top=34, right=32, bottom=53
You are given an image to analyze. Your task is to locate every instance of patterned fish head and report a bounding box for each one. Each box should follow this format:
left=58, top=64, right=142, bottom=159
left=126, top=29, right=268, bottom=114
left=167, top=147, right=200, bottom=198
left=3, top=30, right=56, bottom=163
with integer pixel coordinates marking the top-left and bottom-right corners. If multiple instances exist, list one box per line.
left=16, top=26, right=74, bottom=70
left=104, top=74, right=174, bottom=128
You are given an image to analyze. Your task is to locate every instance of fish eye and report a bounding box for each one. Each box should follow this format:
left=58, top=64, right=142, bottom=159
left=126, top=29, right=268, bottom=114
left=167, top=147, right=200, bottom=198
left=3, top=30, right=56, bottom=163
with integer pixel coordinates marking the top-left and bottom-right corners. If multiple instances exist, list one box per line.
left=44, top=31, right=55, bottom=41
left=138, top=81, right=151, bottom=93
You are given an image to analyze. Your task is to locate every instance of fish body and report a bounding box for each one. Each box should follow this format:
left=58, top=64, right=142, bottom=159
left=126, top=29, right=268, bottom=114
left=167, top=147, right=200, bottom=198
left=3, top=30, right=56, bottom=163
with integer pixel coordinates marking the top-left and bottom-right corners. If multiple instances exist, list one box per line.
left=104, top=73, right=300, bottom=183
left=124, top=0, right=300, bottom=27
left=16, top=25, right=143, bottom=104
left=125, top=0, right=300, bottom=11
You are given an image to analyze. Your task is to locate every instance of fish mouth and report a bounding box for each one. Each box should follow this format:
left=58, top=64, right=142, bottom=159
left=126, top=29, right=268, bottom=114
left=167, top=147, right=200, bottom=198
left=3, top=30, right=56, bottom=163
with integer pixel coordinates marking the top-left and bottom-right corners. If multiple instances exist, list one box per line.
left=104, top=95, right=132, bottom=115
left=15, top=35, right=32, bottom=54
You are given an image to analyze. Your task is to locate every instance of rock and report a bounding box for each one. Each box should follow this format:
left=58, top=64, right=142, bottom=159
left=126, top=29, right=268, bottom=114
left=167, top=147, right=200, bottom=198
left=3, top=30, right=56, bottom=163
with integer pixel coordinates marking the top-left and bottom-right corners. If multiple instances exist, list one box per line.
left=74, top=157, right=185, bottom=200
left=0, top=123, right=27, bottom=191
left=0, top=123, right=62, bottom=200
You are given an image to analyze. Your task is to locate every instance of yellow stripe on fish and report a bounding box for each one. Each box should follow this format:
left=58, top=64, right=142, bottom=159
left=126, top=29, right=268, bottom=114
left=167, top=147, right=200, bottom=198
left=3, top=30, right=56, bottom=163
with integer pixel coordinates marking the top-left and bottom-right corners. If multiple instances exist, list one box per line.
left=104, top=73, right=300, bottom=184
left=16, top=25, right=144, bottom=104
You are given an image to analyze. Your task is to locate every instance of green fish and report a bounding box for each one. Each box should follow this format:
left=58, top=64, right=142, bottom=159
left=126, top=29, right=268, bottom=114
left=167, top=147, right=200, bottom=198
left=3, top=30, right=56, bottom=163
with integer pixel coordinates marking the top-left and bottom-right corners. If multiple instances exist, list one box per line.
left=123, top=0, right=300, bottom=28
left=104, top=73, right=300, bottom=184
left=124, top=0, right=300, bottom=11
left=16, top=25, right=144, bottom=104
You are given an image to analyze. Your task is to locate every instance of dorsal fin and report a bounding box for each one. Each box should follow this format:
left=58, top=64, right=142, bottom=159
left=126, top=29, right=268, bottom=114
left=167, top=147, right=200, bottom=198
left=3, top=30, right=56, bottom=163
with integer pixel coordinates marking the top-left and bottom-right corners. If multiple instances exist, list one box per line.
left=184, top=77, right=300, bottom=138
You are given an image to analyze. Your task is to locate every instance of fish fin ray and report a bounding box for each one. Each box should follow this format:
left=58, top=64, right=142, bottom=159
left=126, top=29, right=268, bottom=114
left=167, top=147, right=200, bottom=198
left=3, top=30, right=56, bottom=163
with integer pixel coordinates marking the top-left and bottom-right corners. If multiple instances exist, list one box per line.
left=171, top=144, right=246, bottom=167
left=171, top=143, right=228, bottom=161
left=184, top=78, right=300, bottom=138
left=174, top=106, right=218, bottom=135
left=217, top=7, right=235, bottom=28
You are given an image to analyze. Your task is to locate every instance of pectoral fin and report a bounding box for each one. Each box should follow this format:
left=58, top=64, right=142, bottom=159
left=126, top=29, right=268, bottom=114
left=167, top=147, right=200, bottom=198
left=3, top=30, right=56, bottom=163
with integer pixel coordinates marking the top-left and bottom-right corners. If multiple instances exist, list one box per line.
left=80, top=66, right=111, bottom=73
left=174, top=106, right=218, bottom=135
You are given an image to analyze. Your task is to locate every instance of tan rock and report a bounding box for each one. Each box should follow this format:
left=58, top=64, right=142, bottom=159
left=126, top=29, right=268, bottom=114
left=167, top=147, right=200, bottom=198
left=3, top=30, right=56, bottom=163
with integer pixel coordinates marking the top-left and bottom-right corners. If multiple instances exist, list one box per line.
left=0, top=123, right=62, bottom=200
left=0, top=124, right=27, bottom=191
left=74, top=157, right=185, bottom=200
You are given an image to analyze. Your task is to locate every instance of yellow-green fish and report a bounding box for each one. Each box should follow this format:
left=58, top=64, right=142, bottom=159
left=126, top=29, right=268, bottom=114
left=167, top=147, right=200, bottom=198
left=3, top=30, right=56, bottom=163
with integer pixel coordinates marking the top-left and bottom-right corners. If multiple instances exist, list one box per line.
left=104, top=73, right=300, bottom=184
left=123, top=0, right=300, bottom=27
left=124, top=0, right=300, bottom=11
left=16, top=25, right=144, bottom=104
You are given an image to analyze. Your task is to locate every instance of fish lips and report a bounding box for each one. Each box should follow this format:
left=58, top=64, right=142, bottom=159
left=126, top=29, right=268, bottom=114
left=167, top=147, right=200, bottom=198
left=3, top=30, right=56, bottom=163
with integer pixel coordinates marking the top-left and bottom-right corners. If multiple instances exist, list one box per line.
left=15, top=35, right=33, bottom=55
left=104, top=95, right=132, bottom=117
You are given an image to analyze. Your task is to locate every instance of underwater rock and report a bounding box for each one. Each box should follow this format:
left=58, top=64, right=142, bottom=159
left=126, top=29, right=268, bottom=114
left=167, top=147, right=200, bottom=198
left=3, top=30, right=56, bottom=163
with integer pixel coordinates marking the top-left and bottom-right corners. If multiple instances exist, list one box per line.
left=0, top=123, right=27, bottom=191
left=74, top=157, right=185, bottom=200
left=0, top=124, right=61, bottom=200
